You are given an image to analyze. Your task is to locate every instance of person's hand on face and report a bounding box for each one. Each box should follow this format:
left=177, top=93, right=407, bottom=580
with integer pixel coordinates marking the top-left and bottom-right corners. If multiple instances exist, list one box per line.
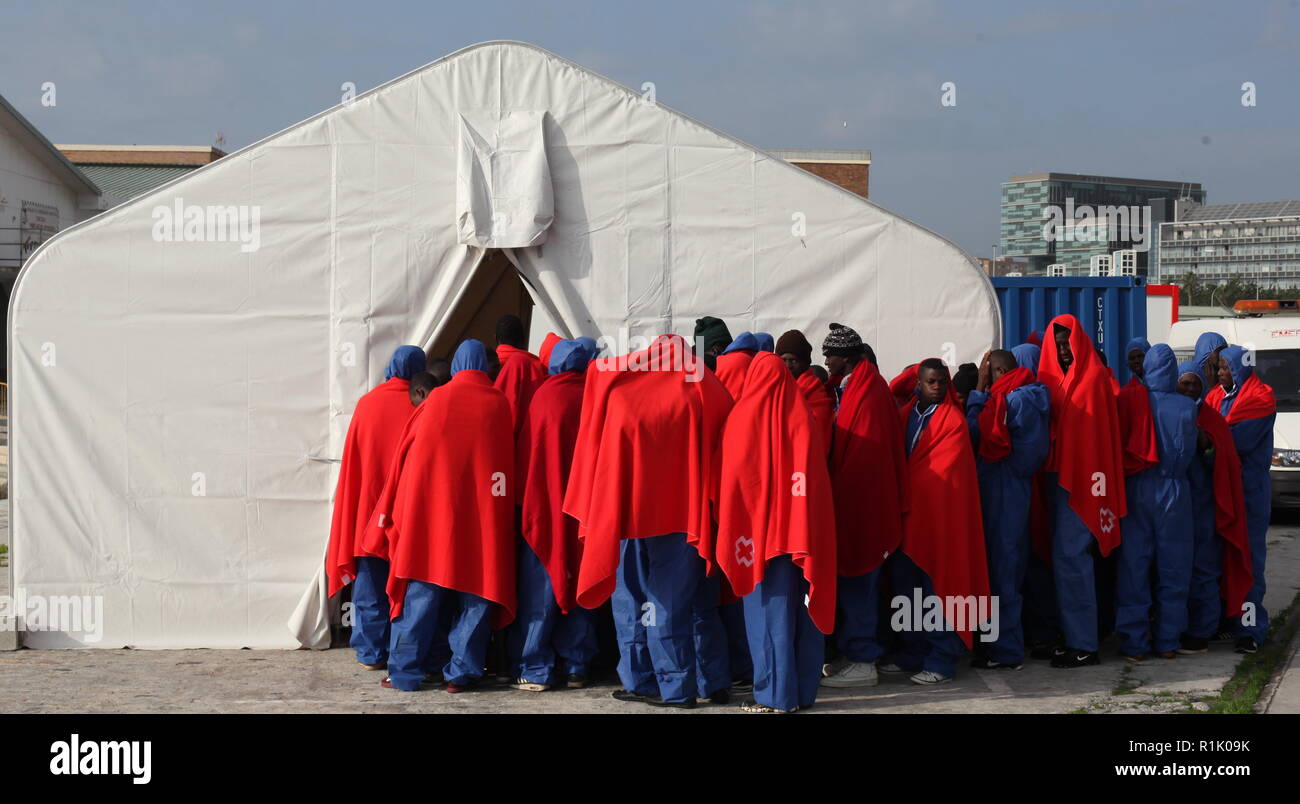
left=976, top=351, right=992, bottom=392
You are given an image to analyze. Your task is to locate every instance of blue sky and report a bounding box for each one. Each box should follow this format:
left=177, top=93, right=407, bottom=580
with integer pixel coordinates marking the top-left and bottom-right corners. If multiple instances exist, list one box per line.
left=3, top=0, right=1298, bottom=257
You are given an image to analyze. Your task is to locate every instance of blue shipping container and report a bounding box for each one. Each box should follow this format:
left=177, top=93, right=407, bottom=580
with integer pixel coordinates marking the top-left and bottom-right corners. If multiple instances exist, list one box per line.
left=992, top=276, right=1147, bottom=384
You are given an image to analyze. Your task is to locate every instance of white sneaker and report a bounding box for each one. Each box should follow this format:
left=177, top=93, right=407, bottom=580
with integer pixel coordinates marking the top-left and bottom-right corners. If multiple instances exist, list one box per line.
left=909, top=669, right=952, bottom=686
left=821, top=655, right=852, bottom=678
left=877, top=662, right=908, bottom=674
left=820, top=661, right=879, bottom=688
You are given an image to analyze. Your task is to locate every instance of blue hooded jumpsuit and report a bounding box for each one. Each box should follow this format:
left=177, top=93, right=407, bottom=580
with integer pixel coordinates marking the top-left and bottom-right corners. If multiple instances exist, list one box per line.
left=508, top=338, right=602, bottom=686
left=1115, top=344, right=1197, bottom=655
left=964, top=356, right=1051, bottom=664
left=1218, top=346, right=1274, bottom=644
left=350, top=345, right=426, bottom=667
left=386, top=340, right=495, bottom=690
left=1178, top=360, right=1222, bottom=640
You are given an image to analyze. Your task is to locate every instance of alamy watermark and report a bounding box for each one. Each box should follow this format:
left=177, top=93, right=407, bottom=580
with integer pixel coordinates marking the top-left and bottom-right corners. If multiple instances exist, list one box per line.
left=1042, top=198, right=1152, bottom=252
left=151, top=197, right=261, bottom=252
left=890, top=590, right=999, bottom=643
left=0, top=590, right=104, bottom=643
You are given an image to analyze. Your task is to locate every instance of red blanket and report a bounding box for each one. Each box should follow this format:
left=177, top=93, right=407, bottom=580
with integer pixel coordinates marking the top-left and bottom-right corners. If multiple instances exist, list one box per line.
left=795, top=369, right=834, bottom=453
left=977, top=366, right=1034, bottom=462
left=537, top=332, right=563, bottom=371
left=1117, top=377, right=1159, bottom=475
left=564, top=335, right=734, bottom=608
left=714, top=349, right=756, bottom=400
left=325, top=377, right=415, bottom=597
left=518, top=370, right=588, bottom=613
left=1037, top=314, right=1127, bottom=555
left=830, top=361, right=909, bottom=576
left=1194, top=404, right=1253, bottom=616
left=495, top=344, right=548, bottom=435
left=366, top=370, right=517, bottom=627
left=1205, top=372, right=1277, bottom=425
left=899, top=398, right=990, bottom=649
left=717, top=353, right=838, bottom=633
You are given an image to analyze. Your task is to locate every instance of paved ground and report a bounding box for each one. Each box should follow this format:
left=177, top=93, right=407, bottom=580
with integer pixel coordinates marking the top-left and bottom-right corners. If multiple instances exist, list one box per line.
left=2, top=513, right=1297, bottom=714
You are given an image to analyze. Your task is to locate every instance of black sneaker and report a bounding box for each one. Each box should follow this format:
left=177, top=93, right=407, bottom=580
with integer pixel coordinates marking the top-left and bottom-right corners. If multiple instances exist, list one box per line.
left=730, top=679, right=754, bottom=694
left=970, top=657, right=1024, bottom=670
left=1177, top=635, right=1209, bottom=655
left=1234, top=637, right=1258, bottom=655
left=1212, top=629, right=1235, bottom=643
left=697, top=688, right=731, bottom=705
left=566, top=673, right=588, bottom=689
left=1028, top=641, right=1060, bottom=661
left=611, top=688, right=651, bottom=704
left=1051, top=648, right=1100, bottom=669
left=645, top=695, right=697, bottom=709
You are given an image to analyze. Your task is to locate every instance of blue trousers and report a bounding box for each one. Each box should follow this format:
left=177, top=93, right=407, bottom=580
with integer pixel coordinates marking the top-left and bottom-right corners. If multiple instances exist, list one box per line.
left=1052, top=484, right=1100, bottom=652
left=387, top=580, right=491, bottom=691
left=1185, top=477, right=1221, bottom=640
left=889, top=552, right=966, bottom=677
left=834, top=567, right=887, bottom=663
left=1022, top=554, right=1060, bottom=644
left=694, top=572, right=732, bottom=697
left=1116, top=471, right=1194, bottom=654
left=980, top=470, right=1031, bottom=664
left=508, top=541, right=599, bottom=684
left=1235, top=475, right=1271, bottom=642
left=743, top=555, right=824, bottom=711
left=720, top=601, right=754, bottom=683
left=611, top=532, right=715, bottom=703
left=350, top=557, right=392, bottom=666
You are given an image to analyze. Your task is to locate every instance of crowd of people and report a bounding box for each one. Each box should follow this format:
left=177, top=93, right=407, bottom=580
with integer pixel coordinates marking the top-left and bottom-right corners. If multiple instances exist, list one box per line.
left=323, top=312, right=1275, bottom=713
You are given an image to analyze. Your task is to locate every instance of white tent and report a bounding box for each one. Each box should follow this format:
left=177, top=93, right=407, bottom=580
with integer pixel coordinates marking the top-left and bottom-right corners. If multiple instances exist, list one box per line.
left=8, top=41, right=999, bottom=649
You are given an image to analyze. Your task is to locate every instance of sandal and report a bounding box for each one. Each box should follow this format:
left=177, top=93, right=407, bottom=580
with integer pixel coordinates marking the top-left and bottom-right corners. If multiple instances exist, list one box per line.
left=740, top=698, right=796, bottom=714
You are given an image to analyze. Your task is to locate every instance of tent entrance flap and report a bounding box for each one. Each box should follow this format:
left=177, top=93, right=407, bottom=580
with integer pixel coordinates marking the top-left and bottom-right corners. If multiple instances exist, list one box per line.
left=427, top=248, right=534, bottom=360
left=456, top=109, right=554, bottom=248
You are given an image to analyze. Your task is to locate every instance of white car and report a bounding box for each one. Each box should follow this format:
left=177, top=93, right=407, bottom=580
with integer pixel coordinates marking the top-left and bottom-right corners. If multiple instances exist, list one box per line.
left=1168, top=317, right=1300, bottom=509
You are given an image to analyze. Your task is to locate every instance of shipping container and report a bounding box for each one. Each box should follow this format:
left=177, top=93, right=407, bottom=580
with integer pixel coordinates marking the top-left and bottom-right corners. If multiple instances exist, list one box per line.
left=992, top=276, right=1147, bottom=383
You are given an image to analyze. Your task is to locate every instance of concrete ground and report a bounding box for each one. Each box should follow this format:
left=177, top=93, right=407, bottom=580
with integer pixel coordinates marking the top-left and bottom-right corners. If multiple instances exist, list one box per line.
left=2, top=498, right=1298, bottom=714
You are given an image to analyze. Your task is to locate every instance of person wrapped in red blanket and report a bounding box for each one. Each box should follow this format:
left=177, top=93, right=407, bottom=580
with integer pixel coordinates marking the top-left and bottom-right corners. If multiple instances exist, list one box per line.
left=717, top=352, right=837, bottom=712
left=885, top=358, right=989, bottom=685
left=564, top=334, right=734, bottom=707
left=365, top=340, right=516, bottom=692
left=326, top=345, right=424, bottom=669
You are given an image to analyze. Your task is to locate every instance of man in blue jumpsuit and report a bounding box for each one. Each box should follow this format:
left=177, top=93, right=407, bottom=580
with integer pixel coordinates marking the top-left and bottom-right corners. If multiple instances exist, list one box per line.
left=964, top=349, right=1051, bottom=669
left=1114, top=345, right=1197, bottom=660
left=1175, top=361, right=1221, bottom=654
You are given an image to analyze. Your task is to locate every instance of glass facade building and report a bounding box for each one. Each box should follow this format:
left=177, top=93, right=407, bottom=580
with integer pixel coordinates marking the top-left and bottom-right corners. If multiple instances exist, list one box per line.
left=1001, top=173, right=1206, bottom=275
left=1157, top=201, right=1300, bottom=288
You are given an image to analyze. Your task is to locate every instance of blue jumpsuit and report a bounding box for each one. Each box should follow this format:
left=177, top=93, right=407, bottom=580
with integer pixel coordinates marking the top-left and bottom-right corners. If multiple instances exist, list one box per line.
left=1009, top=345, right=1060, bottom=646
left=1176, top=360, right=1222, bottom=642
left=612, top=532, right=729, bottom=703
left=1115, top=345, right=1197, bottom=655
left=964, top=375, right=1051, bottom=664
left=1217, top=347, right=1274, bottom=644
left=889, top=400, right=968, bottom=677
left=743, top=555, right=824, bottom=711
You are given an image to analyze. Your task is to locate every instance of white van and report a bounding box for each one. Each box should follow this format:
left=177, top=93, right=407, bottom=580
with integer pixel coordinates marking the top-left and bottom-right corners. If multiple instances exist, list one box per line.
left=1168, top=317, right=1300, bottom=509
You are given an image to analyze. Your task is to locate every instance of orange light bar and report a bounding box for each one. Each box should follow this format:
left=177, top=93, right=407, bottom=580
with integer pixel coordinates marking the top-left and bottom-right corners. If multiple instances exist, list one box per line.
left=1233, top=299, right=1300, bottom=314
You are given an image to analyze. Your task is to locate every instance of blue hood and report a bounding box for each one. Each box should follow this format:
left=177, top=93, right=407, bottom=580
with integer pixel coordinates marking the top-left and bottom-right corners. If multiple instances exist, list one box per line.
left=385, top=345, right=427, bottom=381
left=1126, top=336, right=1151, bottom=358
left=450, top=339, right=488, bottom=376
left=1011, top=343, right=1040, bottom=376
left=1142, top=343, right=1178, bottom=393
left=1220, top=345, right=1254, bottom=391
left=755, top=332, right=775, bottom=353
left=723, top=331, right=760, bottom=354
left=549, top=337, right=599, bottom=375
left=1193, top=331, right=1228, bottom=369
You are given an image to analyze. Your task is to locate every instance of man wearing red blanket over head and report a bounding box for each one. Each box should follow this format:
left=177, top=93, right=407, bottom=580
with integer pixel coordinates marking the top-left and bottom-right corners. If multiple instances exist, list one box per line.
left=1037, top=315, right=1127, bottom=669
left=718, top=352, right=837, bottom=712
left=366, top=340, right=516, bottom=693
left=493, top=314, right=548, bottom=437
left=564, top=334, right=734, bottom=708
